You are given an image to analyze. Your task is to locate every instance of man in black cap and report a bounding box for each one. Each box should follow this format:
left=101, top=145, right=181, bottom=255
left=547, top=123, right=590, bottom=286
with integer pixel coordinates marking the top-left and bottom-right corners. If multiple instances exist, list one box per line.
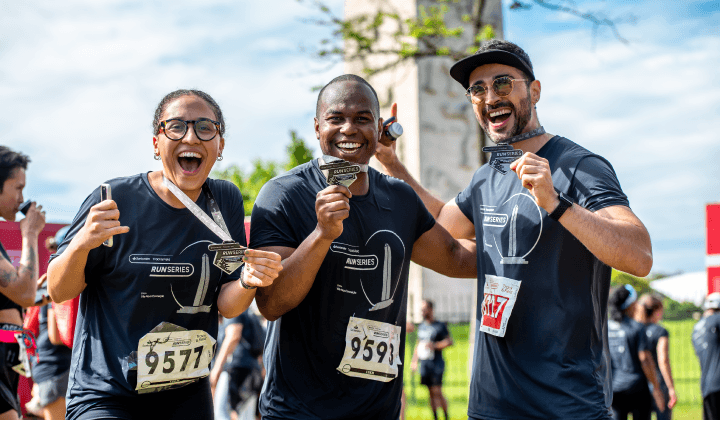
left=376, top=39, right=654, bottom=419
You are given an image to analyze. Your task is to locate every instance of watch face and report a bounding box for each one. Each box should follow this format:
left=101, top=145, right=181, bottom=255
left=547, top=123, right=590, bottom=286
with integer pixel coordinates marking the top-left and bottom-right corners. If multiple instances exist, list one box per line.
left=558, top=191, right=573, bottom=205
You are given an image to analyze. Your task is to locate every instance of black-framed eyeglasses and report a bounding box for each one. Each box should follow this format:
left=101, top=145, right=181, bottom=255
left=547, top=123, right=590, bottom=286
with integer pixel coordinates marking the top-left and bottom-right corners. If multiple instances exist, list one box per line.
left=158, top=118, right=221, bottom=141
left=465, top=76, right=528, bottom=103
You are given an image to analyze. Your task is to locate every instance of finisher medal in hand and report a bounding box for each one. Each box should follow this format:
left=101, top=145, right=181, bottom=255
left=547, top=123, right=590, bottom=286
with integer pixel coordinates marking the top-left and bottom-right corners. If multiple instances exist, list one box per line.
left=482, top=126, right=545, bottom=175
left=319, top=155, right=368, bottom=188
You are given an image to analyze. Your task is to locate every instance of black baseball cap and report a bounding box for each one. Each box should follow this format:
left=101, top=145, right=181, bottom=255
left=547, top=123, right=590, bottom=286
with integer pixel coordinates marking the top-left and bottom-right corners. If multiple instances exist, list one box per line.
left=450, top=48, right=535, bottom=89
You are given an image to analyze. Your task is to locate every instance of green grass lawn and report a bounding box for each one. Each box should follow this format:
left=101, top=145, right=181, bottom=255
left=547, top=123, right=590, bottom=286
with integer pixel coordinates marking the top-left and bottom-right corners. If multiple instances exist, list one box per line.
left=403, top=320, right=704, bottom=420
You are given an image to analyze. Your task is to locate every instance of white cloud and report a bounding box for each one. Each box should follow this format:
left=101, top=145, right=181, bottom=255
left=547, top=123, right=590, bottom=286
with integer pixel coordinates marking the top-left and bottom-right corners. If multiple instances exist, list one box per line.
left=3, top=0, right=343, bottom=221
left=520, top=14, right=720, bottom=274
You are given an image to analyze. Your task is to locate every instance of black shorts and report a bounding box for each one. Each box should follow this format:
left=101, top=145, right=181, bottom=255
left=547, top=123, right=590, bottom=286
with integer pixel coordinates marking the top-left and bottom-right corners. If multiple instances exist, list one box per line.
left=704, top=390, right=720, bottom=420
left=67, top=377, right=213, bottom=420
left=611, top=386, right=651, bottom=420
left=419, top=360, right=445, bottom=387
left=0, top=342, right=20, bottom=415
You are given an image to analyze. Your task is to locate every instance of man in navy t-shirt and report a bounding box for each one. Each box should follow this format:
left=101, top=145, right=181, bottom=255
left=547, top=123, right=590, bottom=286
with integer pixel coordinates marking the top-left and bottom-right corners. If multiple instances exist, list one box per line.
left=251, top=74, right=478, bottom=419
left=693, top=292, right=720, bottom=420
left=411, top=300, right=452, bottom=420
left=375, top=39, right=653, bottom=419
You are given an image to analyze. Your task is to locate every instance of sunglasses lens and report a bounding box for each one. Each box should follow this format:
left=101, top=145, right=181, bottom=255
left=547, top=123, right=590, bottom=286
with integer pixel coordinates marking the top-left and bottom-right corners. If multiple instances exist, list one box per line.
left=164, top=120, right=187, bottom=140
left=468, top=85, right=486, bottom=97
left=494, top=77, right=514, bottom=96
left=195, top=120, right=217, bottom=141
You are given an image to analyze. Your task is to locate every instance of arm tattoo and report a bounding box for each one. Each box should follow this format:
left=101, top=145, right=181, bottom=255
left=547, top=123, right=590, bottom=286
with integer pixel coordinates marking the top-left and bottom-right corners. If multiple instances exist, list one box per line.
left=18, top=245, right=39, bottom=283
left=0, top=264, right=17, bottom=288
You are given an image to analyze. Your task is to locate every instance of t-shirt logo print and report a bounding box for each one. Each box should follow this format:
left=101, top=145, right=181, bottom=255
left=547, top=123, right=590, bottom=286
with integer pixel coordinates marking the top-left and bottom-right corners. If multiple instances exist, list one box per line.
left=332, top=230, right=406, bottom=311
left=480, top=193, right=543, bottom=264
left=171, top=253, right=212, bottom=314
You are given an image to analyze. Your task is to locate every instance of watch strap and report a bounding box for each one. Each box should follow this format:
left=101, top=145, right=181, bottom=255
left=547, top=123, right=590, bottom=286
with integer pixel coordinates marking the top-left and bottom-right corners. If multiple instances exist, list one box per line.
left=549, top=191, right=573, bottom=221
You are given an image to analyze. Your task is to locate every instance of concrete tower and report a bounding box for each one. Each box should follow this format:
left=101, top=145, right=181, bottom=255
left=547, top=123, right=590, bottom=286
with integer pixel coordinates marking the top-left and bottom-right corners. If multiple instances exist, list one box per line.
left=344, top=0, right=504, bottom=323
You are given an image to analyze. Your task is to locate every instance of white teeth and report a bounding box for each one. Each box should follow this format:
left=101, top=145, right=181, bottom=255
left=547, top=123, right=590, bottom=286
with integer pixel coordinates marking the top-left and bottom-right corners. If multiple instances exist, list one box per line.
left=338, top=142, right=361, bottom=149
left=179, top=152, right=202, bottom=158
left=489, top=109, right=511, bottom=118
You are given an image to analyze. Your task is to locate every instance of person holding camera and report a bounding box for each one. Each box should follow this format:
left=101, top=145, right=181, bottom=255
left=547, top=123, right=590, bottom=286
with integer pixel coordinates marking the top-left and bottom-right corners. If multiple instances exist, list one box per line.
left=0, top=146, right=46, bottom=419
left=47, top=89, right=282, bottom=419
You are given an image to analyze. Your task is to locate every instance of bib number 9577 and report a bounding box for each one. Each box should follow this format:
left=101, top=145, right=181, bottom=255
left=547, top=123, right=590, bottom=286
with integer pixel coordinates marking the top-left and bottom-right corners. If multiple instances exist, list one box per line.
left=136, top=329, right=215, bottom=393
left=145, top=346, right=204, bottom=375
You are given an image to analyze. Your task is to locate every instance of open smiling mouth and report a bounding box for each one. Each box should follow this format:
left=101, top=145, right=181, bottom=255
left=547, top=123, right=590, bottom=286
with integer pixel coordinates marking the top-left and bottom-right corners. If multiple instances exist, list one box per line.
left=487, top=108, right=512, bottom=127
left=336, top=142, right=363, bottom=153
left=178, top=152, right=203, bottom=173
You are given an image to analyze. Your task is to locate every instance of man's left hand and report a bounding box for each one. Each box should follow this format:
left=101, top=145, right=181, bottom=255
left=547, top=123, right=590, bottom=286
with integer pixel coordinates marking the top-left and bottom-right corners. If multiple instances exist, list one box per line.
left=509, top=153, right=558, bottom=213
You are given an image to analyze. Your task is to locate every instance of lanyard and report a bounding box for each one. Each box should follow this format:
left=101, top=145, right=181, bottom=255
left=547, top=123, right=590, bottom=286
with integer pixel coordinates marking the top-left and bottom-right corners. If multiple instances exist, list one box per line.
left=162, top=176, right=233, bottom=243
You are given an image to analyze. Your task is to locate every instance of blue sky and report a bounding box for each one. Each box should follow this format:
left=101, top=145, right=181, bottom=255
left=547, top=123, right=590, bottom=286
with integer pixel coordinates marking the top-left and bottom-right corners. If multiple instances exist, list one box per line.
left=2, top=0, right=718, bottom=275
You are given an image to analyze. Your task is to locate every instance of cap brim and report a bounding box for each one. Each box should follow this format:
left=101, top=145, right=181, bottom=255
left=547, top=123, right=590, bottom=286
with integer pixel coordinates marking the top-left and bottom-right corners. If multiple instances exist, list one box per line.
left=450, top=49, right=535, bottom=89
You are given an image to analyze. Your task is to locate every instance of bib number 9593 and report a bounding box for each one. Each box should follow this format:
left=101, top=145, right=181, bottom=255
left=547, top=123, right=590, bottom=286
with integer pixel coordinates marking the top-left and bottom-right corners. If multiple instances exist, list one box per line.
left=337, top=317, right=402, bottom=383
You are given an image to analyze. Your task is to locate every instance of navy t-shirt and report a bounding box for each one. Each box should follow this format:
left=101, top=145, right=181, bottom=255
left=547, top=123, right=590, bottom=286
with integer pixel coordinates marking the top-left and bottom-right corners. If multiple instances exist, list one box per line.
left=251, top=160, right=435, bottom=419
left=417, top=320, right=450, bottom=364
left=456, top=136, right=629, bottom=419
left=50, top=173, right=246, bottom=417
left=645, top=323, right=669, bottom=392
left=223, top=311, right=263, bottom=372
left=693, top=313, right=720, bottom=398
left=31, top=304, right=72, bottom=383
left=609, top=316, right=651, bottom=393
left=0, top=241, right=21, bottom=312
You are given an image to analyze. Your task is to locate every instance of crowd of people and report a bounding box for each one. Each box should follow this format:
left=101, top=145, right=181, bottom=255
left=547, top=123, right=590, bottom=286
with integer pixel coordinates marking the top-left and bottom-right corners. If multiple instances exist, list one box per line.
left=0, top=38, right=717, bottom=420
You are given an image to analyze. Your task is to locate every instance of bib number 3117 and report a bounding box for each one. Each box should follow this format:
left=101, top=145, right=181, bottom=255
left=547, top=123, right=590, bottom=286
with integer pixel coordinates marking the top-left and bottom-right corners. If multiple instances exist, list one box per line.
left=135, top=329, right=215, bottom=393
left=337, top=317, right=401, bottom=383
left=479, top=274, right=521, bottom=337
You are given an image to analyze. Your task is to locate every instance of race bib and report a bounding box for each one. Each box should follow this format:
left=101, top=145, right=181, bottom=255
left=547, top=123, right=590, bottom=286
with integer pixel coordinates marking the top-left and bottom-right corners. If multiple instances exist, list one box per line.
left=417, top=340, right=433, bottom=361
left=135, top=326, right=216, bottom=393
left=14, top=333, right=31, bottom=378
left=479, top=274, right=521, bottom=337
left=337, top=317, right=402, bottom=382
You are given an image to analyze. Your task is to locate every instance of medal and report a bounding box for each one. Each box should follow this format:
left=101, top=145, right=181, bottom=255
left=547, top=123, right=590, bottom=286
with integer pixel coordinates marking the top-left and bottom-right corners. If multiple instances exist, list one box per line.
left=319, top=155, right=368, bottom=188
left=482, top=144, right=523, bottom=175
left=208, top=241, right=246, bottom=275
left=482, top=126, right=545, bottom=175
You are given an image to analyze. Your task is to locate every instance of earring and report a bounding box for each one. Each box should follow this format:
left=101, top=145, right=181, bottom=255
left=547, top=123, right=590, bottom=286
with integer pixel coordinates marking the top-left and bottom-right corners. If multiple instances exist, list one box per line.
left=217, top=155, right=223, bottom=161
left=154, top=153, right=161, bottom=160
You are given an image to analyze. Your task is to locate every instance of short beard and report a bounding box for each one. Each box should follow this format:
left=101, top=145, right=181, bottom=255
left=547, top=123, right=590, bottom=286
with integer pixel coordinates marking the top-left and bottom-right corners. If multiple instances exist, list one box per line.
left=484, top=93, right=533, bottom=144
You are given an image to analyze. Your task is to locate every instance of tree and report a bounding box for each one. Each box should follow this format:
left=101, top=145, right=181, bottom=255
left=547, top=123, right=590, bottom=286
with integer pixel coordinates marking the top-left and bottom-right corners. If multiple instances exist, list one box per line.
left=301, top=0, right=630, bottom=77
left=213, top=130, right=315, bottom=216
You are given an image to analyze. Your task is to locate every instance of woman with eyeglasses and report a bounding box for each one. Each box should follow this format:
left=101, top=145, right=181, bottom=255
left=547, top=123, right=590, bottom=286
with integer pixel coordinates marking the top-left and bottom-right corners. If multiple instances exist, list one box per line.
left=47, top=89, right=282, bottom=419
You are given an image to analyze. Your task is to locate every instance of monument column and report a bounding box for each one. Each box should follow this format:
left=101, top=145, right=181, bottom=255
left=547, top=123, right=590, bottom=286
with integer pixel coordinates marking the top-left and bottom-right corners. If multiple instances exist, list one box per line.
left=344, top=0, right=503, bottom=324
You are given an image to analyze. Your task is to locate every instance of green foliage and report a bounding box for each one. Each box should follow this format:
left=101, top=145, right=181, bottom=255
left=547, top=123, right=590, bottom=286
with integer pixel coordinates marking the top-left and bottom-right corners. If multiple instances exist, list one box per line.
left=610, top=269, right=653, bottom=296
left=285, top=130, right=315, bottom=172
left=610, top=270, right=703, bottom=321
left=213, top=131, right=314, bottom=216
left=301, top=0, right=628, bottom=78
left=663, top=299, right=703, bottom=321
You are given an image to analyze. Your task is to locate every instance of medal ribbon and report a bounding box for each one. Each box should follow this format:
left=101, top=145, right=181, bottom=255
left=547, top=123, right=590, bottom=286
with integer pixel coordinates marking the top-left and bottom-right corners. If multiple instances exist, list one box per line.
left=162, top=176, right=233, bottom=243
left=319, top=155, right=369, bottom=172
left=501, top=126, right=545, bottom=145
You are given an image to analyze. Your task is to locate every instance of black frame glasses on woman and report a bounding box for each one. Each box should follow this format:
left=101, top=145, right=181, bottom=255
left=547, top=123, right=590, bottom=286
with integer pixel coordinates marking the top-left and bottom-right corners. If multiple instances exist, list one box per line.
left=465, top=76, right=528, bottom=103
left=158, top=118, right=221, bottom=141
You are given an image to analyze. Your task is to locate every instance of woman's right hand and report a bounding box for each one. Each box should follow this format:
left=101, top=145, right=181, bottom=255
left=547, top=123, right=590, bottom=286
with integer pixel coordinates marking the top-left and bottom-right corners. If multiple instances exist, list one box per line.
left=73, top=199, right=129, bottom=251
